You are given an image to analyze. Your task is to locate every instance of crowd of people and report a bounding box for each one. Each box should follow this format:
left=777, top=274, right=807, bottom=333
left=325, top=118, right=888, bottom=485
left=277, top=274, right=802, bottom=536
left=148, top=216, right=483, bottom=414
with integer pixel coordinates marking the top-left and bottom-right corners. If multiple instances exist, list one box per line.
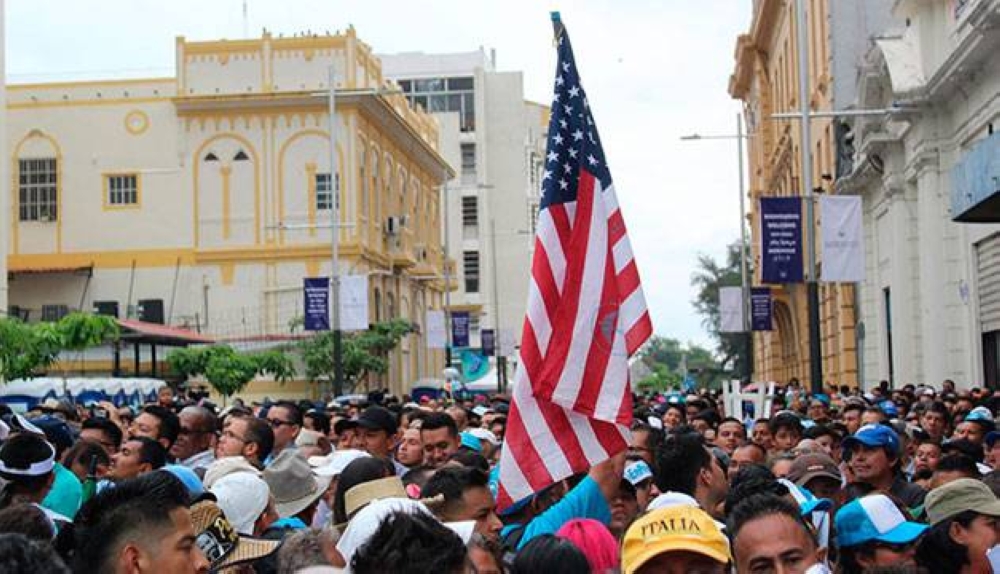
left=1, top=379, right=1000, bottom=573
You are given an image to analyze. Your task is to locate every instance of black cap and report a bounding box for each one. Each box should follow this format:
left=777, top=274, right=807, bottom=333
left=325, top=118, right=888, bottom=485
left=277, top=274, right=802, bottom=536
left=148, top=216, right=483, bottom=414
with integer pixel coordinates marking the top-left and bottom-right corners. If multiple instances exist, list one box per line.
left=356, top=406, right=398, bottom=434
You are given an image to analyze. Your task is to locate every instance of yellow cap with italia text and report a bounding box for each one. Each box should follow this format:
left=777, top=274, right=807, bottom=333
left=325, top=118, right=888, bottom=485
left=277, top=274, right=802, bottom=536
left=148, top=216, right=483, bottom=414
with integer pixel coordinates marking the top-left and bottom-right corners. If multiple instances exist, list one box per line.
left=621, top=505, right=731, bottom=574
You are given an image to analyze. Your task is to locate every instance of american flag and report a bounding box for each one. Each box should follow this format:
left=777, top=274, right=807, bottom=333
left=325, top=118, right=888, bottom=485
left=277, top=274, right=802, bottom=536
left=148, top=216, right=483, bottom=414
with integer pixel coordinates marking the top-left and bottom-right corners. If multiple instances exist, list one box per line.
left=496, top=15, right=653, bottom=510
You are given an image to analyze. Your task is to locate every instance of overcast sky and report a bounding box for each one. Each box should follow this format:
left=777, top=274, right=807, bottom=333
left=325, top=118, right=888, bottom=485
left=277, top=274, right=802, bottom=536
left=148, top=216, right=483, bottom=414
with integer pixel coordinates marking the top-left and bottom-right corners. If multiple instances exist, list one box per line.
left=5, top=0, right=752, bottom=350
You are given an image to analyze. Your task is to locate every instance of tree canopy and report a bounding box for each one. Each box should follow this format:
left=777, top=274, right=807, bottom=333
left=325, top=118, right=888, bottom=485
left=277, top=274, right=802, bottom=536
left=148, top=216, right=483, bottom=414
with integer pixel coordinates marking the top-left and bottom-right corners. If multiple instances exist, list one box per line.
left=0, top=313, right=120, bottom=383
left=297, top=319, right=413, bottom=393
left=690, top=241, right=752, bottom=380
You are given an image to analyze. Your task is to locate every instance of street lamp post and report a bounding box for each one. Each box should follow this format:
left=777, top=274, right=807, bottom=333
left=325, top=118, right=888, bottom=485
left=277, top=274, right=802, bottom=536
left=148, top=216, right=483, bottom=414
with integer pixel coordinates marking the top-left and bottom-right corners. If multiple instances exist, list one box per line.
left=328, top=66, right=344, bottom=398
left=680, top=114, right=753, bottom=383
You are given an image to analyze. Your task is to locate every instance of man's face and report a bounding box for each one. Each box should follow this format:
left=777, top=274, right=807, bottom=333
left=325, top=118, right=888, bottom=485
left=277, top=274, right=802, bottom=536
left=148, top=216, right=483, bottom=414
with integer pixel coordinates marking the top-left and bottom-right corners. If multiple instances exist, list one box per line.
left=128, top=507, right=209, bottom=574
left=454, top=486, right=503, bottom=542
left=81, top=428, right=118, bottom=456
left=807, top=402, right=828, bottom=421
left=610, top=488, right=641, bottom=537
left=954, top=421, right=985, bottom=445
left=158, top=387, right=174, bottom=408
left=773, top=427, right=800, bottom=452
left=171, top=411, right=213, bottom=461
left=360, top=427, right=394, bottom=459
left=921, top=411, right=947, bottom=439
left=850, top=444, right=895, bottom=484
left=804, top=476, right=842, bottom=506
left=989, top=442, right=1000, bottom=470
left=716, top=422, right=746, bottom=454
left=216, top=418, right=251, bottom=460
left=636, top=551, right=727, bottom=574
left=110, top=439, right=150, bottom=480
left=914, top=443, right=942, bottom=473
left=703, top=449, right=729, bottom=508
left=267, top=406, right=300, bottom=451
left=421, top=427, right=459, bottom=468
left=842, top=409, right=862, bottom=435
left=396, top=428, right=424, bottom=467
left=752, top=423, right=773, bottom=450
left=733, top=514, right=821, bottom=574
left=728, top=445, right=765, bottom=480
left=130, top=412, right=162, bottom=442
left=629, top=429, right=655, bottom=465
left=662, top=407, right=684, bottom=429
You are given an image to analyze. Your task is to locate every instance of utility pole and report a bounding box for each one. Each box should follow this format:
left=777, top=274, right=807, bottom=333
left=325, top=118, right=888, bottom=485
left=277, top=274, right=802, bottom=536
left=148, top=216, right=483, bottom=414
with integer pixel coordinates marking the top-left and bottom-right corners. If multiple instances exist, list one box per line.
left=328, top=66, right=343, bottom=397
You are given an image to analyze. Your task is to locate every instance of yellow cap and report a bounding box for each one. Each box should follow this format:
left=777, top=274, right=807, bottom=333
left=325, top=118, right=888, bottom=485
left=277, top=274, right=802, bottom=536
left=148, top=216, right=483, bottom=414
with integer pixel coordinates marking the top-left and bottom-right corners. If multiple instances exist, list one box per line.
left=621, top=505, right=731, bottom=574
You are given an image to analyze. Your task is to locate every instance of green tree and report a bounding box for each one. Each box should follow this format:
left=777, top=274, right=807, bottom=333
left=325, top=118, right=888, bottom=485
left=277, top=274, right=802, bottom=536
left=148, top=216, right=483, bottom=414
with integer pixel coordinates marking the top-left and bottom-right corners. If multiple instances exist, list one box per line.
left=637, top=335, right=723, bottom=391
left=297, top=319, right=414, bottom=393
left=0, top=318, right=61, bottom=383
left=691, top=241, right=752, bottom=380
left=167, top=346, right=297, bottom=400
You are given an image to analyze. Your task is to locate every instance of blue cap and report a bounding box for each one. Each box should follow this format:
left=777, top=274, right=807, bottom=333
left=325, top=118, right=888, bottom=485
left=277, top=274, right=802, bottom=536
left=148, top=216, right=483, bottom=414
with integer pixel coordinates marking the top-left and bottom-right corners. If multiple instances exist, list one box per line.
left=835, top=494, right=928, bottom=547
left=460, top=432, right=483, bottom=453
left=162, top=465, right=205, bottom=498
left=987, top=431, right=1000, bottom=448
left=878, top=400, right=899, bottom=418
left=843, top=424, right=900, bottom=457
left=778, top=479, right=832, bottom=516
left=966, top=407, right=994, bottom=422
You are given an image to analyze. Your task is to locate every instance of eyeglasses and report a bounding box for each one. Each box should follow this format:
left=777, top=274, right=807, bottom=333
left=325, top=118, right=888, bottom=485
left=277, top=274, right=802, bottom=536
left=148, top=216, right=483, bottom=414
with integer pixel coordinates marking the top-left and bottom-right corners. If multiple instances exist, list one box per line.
left=267, top=419, right=293, bottom=428
left=221, top=430, right=247, bottom=443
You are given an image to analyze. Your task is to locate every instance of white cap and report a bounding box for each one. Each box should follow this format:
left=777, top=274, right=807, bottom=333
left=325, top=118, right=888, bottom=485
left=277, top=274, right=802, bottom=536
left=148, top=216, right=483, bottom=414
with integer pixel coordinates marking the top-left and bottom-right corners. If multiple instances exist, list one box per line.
left=314, top=449, right=371, bottom=478
left=467, top=427, right=500, bottom=447
left=209, top=472, right=271, bottom=535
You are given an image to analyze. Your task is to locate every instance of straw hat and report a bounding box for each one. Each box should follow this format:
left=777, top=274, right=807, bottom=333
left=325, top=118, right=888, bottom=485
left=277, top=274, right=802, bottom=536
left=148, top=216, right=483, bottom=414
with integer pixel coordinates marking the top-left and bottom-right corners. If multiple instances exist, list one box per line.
left=262, top=450, right=331, bottom=519
left=190, top=499, right=281, bottom=571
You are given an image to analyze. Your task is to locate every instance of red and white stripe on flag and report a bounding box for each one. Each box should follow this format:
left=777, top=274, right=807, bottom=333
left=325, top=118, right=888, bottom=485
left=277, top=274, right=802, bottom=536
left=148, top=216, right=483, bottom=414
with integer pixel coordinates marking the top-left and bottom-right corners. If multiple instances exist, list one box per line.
left=496, top=168, right=653, bottom=510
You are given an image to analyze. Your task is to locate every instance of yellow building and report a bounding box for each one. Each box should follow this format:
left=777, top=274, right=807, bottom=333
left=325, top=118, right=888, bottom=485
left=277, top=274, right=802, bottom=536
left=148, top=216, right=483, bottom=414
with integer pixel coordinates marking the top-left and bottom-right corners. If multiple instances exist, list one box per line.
left=729, top=0, right=860, bottom=388
left=5, top=29, right=454, bottom=399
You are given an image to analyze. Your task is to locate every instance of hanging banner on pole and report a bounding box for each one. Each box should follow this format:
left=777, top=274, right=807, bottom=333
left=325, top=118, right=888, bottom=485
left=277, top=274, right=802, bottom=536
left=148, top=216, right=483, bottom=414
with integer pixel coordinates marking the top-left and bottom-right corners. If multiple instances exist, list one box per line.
left=750, top=287, right=773, bottom=331
left=760, top=197, right=803, bottom=283
left=719, top=286, right=744, bottom=333
left=426, top=310, right=446, bottom=349
left=339, top=275, right=370, bottom=332
left=481, top=329, right=496, bottom=356
left=820, top=195, right=865, bottom=282
left=451, top=312, right=470, bottom=348
left=303, top=277, right=330, bottom=331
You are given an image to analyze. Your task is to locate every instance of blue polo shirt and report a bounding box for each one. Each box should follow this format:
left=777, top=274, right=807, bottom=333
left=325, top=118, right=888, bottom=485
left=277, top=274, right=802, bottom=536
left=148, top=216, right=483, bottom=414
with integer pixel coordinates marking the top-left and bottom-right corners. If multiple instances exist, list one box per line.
left=500, top=475, right=610, bottom=550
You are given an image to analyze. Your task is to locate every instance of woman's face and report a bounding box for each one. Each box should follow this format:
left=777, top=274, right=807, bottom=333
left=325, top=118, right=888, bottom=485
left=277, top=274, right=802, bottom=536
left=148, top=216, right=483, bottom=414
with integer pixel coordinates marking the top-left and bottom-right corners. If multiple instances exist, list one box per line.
left=662, top=407, right=684, bottom=429
left=952, top=514, right=1000, bottom=573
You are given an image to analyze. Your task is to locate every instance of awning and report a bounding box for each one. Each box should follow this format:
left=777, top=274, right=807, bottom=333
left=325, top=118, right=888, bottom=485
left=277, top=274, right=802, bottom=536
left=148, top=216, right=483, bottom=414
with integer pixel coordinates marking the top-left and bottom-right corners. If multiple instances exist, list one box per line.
left=116, top=319, right=214, bottom=346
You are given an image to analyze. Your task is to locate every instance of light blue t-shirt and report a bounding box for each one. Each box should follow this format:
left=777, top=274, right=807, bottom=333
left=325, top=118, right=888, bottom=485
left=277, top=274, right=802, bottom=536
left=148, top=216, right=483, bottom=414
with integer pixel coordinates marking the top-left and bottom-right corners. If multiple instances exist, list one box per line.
left=41, top=463, right=82, bottom=520
left=500, top=475, right=611, bottom=550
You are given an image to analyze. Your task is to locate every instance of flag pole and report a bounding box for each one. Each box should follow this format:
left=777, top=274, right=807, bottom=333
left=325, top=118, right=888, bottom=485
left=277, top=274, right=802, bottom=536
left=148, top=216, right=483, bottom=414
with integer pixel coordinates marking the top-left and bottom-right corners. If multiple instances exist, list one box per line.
left=550, top=11, right=563, bottom=41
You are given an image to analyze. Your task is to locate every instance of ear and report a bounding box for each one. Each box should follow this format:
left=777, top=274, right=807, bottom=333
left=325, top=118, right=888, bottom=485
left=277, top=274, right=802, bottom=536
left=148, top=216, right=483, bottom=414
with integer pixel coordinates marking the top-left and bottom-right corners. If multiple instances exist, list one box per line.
left=244, top=442, right=259, bottom=460
left=950, top=520, right=971, bottom=545
left=121, top=543, right=143, bottom=574
left=138, top=462, right=152, bottom=475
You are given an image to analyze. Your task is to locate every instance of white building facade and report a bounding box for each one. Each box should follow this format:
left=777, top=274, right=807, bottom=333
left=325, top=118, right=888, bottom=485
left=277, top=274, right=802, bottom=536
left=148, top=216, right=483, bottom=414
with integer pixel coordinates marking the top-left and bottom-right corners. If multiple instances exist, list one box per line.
left=839, top=0, right=1000, bottom=388
left=381, top=50, right=548, bottom=376
left=5, top=30, right=453, bottom=399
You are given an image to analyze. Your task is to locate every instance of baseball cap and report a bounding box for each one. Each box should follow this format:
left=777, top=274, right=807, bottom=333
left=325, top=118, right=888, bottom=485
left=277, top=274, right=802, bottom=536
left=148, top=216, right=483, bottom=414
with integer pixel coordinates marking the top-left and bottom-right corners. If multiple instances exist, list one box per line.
left=925, top=478, right=1000, bottom=525
left=966, top=406, right=994, bottom=422
left=787, top=453, right=842, bottom=488
left=210, top=472, right=271, bottom=535
left=466, top=427, right=500, bottom=447
left=986, top=431, right=1000, bottom=448
left=878, top=400, right=899, bottom=418
left=313, top=449, right=371, bottom=478
left=621, top=505, right=731, bottom=574
left=356, top=406, right=398, bottom=435
left=459, top=432, right=482, bottom=453
left=835, top=494, right=928, bottom=547
left=778, top=479, right=832, bottom=516
left=842, top=424, right=900, bottom=457
left=190, top=499, right=280, bottom=570
left=623, top=460, right=654, bottom=487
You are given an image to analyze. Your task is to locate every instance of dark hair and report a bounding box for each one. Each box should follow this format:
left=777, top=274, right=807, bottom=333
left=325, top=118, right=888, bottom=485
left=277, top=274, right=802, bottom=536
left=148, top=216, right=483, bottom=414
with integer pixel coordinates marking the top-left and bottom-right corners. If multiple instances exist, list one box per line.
left=304, top=410, right=331, bottom=436
left=449, top=450, right=490, bottom=472
left=0, top=504, right=56, bottom=542
left=769, top=413, right=803, bottom=436
left=915, top=510, right=978, bottom=574
left=128, top=437, right=167, bottom=470
left=0, top=533, right=69, bottom=573
left=719, top=417, right=746, bottom=432
left=509, top=534, right=590, bottom=574
left=654, top=431, right=710, bottom=495
left=333, top=457, right=396, bottom=525
left=422, top=467, right=489, bottom=519
left=82, top=417, right=123, bottom=450
left=421, top=413, right=459, bottom=438
left=725, top=465, right=787, bottom=515
left=923, top=401, right=949, bottom=418
left=351, top=510, right=467, bottom=574
left=728, top=493, right=814, bottom=546
left=61, top=440, right=111, bottom=475
left=842, top=402, right=865, bottom=416
left=934, top=454, right=979, bottom=478
left=142, top=406, right=180, bottom=448
left=271, top=401, right=303, bottom=427
left=72, top=472, right=191, bottom=573
left=0, top=434, right=55, bottom=507
left=630, top=420, right=665, bottom=453
left=240, top=415, right=275, bottom=465
left=941, top=439, right=984, bottom=464
left=803, top=424, right=839, bottom=441
left=401, top=466, right=437, bottom=494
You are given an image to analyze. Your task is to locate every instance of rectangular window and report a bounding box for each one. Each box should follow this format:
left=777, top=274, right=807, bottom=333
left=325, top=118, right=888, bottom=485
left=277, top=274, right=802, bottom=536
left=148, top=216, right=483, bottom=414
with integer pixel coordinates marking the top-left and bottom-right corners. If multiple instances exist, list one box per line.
left=448, top=77, right=474, bottom=91
left=105, top=174, right=139, bottom=207
left=316, top=173, right=334, bottom=211
left=463, top=250, right=480, bottom=293
left=18, top=158, right=58, bottom=222
left=462, top=196, right=478, bottom=227
left=461, top=143, right=476, bottom=184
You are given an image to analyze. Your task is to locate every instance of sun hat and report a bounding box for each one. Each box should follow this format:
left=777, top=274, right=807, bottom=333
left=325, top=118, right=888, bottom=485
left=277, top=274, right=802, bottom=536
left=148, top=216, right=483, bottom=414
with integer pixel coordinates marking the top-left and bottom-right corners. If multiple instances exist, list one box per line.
left=344, top=476, right=408, bottom=519
left=190, top=499, right=281, bottom=571
left=842, top=424, right=900, bottom=457
left=210, top=472, right=271, bottom=535
left=336, top=497, right=473, bottom=571
left=835, top=494, right=928, bottom=547
left=203, top=456, right=260, bottom=489
left=621, top=504, right=730, bottom=574
left=925, top=478, right=1000, bottom=525
left=313, top=449, right=371, bottom=478
left=262, top=450, right=332, bottom=519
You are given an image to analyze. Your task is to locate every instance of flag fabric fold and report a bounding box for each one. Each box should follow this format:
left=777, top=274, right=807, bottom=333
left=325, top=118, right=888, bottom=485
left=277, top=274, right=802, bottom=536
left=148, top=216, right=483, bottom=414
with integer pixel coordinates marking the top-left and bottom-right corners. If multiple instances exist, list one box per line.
left=496, top=15, right=653, bottom=510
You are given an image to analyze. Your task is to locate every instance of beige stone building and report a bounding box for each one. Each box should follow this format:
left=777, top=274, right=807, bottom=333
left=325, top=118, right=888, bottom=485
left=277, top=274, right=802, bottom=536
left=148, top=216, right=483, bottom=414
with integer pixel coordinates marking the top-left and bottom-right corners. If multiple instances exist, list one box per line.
left=5, top=29, right=454, bottom=399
